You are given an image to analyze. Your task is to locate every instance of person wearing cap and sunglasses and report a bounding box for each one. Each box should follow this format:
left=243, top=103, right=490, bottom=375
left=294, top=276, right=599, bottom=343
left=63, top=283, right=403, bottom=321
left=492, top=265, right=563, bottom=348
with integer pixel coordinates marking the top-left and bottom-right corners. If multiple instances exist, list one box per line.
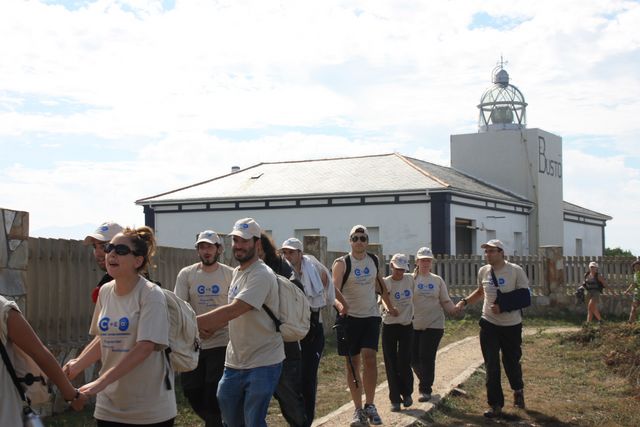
left=623, top=260, right=640, bottom=323
left=281, top=237, right=338, bottom=426
left=72, top=226, right=177, bottom=426
left=455, top=239, right=529, bottom=419
left=173, top=230, right=234, bottom=427
left=63, top=222, right=125, bottom=385
left=83, top=221, right=125, bottom=304
left=582, top=261, right=608, bottom=324
left=411, top=247, right=458, bottom=404
left=196, top=218, right=284, bottom=427
left=381, top=253, right=415, bottom=412
left=331, top=225, right=398, bottom=427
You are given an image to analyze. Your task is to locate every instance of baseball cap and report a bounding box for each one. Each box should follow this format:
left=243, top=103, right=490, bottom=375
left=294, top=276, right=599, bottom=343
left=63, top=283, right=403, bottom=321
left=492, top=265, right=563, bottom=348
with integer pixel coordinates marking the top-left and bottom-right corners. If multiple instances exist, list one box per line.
left=390, top=253, right=409, bottom=270
left=481, top=239, right=505, bottom=251
left=349, top=224, right=368, bottom=236
left=416, top=247, right=434, bottom=259
left=195, top=230, right=221, bottom=247
left=589, top=261, right=598, bottom=268
left=281, top=237, right=303, bottom=251
left=229, top=218, right=262, bottom=239
left=83, top=221, right=124, bottom=245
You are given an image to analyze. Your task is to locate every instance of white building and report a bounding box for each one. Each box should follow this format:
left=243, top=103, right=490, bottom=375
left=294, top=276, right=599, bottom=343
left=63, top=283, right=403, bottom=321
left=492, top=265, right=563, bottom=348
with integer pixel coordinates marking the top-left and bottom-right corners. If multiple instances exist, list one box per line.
left=137, top=65, right=610, bottom=256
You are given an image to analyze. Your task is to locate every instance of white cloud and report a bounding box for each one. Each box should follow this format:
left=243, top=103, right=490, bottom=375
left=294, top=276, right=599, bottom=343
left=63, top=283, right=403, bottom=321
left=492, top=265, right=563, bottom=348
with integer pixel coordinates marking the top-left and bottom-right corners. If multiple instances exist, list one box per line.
left=0, top=0, right=639, bottom=254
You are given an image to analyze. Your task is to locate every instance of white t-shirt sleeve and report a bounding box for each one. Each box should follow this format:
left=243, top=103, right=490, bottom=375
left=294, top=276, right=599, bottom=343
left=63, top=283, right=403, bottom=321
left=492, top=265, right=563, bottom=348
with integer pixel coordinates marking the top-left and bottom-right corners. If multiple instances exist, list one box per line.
left=234, top=268, right=274, bottom=310
left=174, top=267, right=190, bottom=301
left=438, top=277, right=453, bottom=305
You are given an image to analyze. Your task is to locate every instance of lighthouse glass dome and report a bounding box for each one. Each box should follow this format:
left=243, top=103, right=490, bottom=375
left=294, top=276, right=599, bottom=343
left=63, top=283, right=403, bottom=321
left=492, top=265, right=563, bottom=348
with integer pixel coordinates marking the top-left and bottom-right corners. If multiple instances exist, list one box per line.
left=478, top=67, right=527, bottom=132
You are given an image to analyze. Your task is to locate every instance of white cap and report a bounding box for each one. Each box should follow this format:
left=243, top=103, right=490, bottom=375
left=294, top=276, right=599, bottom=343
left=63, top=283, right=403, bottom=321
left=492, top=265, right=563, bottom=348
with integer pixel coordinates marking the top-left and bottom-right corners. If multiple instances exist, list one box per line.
left=589, top=261, right=598, bottom=268
left=390, top=253, right=409, bottom=270
left=416, top=247, right=434, bottom=259
left=83, top=221, right=124, bottom=245
left=481, top=239, right=505, bottom=251
left=350, top=224, right=368, bottom=236
left=195, top=230, right=221, bottom=247
left=229, top=218, right=262, bottom=239
left=281, top=237, right=303, bottom=251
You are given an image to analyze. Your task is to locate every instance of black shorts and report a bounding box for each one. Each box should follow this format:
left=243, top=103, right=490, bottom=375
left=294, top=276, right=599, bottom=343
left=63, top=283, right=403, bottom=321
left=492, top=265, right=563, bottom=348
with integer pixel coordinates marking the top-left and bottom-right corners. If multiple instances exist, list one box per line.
left=335, top=315, right=381, bottom=356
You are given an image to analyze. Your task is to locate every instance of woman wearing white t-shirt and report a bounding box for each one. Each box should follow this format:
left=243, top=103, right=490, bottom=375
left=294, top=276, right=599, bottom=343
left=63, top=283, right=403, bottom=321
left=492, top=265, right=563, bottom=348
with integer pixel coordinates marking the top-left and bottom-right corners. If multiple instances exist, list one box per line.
left=71, top=226, right=177, bottom=426
left=411, top=247, right=458, bottom=403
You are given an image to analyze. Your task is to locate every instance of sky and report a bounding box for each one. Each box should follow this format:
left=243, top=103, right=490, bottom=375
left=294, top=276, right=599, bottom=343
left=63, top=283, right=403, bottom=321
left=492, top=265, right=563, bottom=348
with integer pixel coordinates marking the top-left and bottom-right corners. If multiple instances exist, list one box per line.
left=1, top=0, right=639, bottom=255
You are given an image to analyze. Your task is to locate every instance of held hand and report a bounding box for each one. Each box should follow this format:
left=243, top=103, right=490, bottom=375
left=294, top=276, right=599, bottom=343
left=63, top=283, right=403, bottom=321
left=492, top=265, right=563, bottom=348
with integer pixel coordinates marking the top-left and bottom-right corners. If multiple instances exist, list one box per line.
left=455, top=301, right=465, bottom=311
left=335, top=301, right=349, bottom=317
left=388, top=306, right=399, bottom=317
left=63, top=359, right=81, bottom=380
left=70, top=392, right=88, bottom=411
left=79, top=378, right=105, bottom=396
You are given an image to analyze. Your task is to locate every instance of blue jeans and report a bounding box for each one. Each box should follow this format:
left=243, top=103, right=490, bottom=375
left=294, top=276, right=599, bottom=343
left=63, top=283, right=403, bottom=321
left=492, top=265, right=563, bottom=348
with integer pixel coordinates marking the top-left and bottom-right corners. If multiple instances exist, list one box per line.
left=217, top=363, right=283, bottom=427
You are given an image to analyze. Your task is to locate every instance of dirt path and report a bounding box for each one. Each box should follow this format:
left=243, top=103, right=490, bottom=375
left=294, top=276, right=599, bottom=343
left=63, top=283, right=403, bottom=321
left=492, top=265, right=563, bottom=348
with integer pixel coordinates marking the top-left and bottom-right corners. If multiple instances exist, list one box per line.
left=312, top=326, right=579, bottom=427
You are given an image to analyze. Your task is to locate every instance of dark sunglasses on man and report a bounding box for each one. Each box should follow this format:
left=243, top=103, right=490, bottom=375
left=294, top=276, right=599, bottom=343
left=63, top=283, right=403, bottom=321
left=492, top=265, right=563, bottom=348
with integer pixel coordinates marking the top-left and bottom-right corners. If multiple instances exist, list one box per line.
left=350, top=235, right=368, bottom=243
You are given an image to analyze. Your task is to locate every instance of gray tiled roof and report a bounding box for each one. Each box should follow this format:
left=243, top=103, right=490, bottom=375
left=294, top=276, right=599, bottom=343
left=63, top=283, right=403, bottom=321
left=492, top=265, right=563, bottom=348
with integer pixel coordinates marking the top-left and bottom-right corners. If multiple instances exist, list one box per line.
left=136, top=153, right=528, bottom=204
left=563, top=201, right=612, bottom=221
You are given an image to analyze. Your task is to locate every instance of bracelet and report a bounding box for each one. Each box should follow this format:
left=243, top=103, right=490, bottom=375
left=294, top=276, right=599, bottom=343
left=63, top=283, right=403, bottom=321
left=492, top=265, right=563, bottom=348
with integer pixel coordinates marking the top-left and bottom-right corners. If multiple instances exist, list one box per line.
left=461, top=297, right=468, bottom=306
left=66, top=389, right=80, bottom=404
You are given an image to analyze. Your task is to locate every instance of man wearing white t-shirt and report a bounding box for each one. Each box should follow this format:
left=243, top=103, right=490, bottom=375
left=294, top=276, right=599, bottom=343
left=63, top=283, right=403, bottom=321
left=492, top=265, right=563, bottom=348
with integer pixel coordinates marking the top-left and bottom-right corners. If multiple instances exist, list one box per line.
left=331, top=225, right=398, bottom=427
left=456, top=239, right=529, bottom=419
left=197, top=218, right=284, bottom=427
left=174, top=230, right=233, bottom=427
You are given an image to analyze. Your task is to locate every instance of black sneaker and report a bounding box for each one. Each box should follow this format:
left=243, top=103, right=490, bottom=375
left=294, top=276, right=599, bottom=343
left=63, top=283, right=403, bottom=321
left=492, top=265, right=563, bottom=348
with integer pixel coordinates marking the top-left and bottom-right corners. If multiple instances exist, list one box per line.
left=514, top=389, right=525, bottom=409
left=484, top=406, right=502, bottom=418
left=390, top=403, right=401, bottom=412
left=402, top=394, right=413, bottom=407
left=418, top=392, right=431, bottom=402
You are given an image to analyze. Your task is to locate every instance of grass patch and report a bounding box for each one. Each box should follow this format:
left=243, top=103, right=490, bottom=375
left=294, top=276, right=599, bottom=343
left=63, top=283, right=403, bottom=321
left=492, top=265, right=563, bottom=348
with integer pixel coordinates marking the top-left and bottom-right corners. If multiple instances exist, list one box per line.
left=426, top=322, right=640, bottom=426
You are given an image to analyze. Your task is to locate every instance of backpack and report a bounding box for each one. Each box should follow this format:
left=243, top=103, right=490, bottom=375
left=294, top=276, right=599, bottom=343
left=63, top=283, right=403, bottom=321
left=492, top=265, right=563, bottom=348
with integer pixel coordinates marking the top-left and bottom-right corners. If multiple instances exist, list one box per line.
left=161, top=288, right=200, bottom=373
left=338, top=252, right=384, bottom=293
left=0, top=340, right=50, bottom=405
left=263, top=274, right=311, bottom=342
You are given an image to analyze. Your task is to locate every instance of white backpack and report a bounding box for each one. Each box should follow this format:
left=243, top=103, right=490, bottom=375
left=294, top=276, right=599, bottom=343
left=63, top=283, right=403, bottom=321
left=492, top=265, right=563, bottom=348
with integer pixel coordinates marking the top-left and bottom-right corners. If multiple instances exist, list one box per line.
left=263, top=274, right=311, bottom=342
left=161, top=288, right=200, bottom=373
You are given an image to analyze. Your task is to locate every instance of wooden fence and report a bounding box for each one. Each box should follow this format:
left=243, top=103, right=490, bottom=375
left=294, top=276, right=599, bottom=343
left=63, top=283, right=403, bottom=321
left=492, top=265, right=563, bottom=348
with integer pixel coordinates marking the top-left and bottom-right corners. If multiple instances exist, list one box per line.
left=25, top=237, right=638, bottom=350
left=26, top=238, right=196, bottom=349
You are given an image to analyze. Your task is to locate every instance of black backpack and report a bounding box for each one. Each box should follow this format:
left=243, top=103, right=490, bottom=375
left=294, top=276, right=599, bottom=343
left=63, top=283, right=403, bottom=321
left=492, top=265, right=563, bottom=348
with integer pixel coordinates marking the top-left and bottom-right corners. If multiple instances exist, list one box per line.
left=337, top=252, right=384, bottom=294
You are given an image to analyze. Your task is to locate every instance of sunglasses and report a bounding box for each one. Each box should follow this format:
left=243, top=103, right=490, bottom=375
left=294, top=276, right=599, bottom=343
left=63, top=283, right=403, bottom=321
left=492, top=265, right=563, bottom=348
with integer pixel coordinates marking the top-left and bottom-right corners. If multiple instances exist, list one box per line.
left=350, top=235, right=368, bottom=243
left=104, top=243, right=139, bottom=256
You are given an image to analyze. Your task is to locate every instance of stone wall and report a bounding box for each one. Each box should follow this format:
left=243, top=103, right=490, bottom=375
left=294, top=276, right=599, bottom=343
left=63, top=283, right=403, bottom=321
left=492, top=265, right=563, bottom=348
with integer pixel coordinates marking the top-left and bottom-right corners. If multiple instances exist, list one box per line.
left=0, top=208, right=29, bottom=308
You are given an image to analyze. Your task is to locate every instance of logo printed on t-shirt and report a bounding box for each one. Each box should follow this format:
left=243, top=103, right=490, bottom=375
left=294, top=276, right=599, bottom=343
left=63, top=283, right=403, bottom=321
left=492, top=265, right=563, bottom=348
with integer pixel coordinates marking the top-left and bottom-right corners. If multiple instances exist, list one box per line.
left=429, top=283, right=435, bottom=289
left=354, top=268, right=361, bottom=277
left=118, top=317, right=129, bottom=331
left=99, top=317, right=110, bottom=332
left=404, top=289, right=411, bottom=297
left=197, top=285, right=206, bottom=294
left=211, top=284, right=220, bottom=294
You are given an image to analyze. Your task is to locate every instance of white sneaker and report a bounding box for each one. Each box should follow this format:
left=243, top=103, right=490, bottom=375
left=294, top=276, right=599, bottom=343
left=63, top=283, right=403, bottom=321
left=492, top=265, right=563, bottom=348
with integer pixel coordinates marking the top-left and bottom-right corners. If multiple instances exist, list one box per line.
left=350, top=408, right=369, bottom=427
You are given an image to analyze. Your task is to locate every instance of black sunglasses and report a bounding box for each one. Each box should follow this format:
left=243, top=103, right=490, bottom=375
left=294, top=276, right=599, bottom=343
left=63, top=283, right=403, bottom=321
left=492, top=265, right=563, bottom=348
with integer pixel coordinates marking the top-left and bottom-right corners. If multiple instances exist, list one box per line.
left=350, top=235, right=368, bottom=243
left=104, top=243, right=139, bottom=256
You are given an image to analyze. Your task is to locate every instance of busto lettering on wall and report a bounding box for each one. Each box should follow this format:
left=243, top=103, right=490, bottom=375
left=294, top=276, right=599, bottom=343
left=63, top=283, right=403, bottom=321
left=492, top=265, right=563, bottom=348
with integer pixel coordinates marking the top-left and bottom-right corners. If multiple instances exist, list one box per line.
left=538, top=136, right=562, bottom=178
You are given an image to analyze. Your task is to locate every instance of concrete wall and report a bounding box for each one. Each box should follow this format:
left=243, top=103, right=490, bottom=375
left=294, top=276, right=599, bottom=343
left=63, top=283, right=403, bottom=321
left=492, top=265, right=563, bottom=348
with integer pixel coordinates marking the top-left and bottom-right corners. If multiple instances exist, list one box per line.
left=153, top=203, right=432, bottom=255
left=451, top=128, right=564, bottom=252
left=563, top=221, right=605, bottom=256
left=450, top=203, right=530, bottom=255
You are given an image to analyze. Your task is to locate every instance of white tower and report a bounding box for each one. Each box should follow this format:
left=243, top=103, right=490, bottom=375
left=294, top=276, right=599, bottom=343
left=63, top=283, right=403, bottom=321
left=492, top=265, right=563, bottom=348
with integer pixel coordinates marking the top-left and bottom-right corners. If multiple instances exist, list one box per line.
left=451, top=60, right=563, bottom=254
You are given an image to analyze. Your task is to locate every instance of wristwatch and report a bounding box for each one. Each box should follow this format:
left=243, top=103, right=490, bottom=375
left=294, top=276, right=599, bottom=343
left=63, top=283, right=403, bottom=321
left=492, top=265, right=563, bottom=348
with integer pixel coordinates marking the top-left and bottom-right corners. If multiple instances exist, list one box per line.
left=66, top=389, right=80, bottom=404
left=461, top=297, right=468, bottom=306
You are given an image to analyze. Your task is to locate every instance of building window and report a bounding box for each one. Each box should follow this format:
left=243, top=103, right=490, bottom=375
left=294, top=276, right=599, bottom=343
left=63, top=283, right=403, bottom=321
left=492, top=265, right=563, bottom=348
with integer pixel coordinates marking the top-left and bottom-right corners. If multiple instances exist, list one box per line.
left=455, top=218, right=474, bottom=255
left=576, top=238, right=583, bottom=256
left=514, top=232, right=523, bottom=256
left=366, top=227, right=380, bottom=244
left=486, top=229, right=496, bottom=241
left=294, top=228, right=320, bottom=242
